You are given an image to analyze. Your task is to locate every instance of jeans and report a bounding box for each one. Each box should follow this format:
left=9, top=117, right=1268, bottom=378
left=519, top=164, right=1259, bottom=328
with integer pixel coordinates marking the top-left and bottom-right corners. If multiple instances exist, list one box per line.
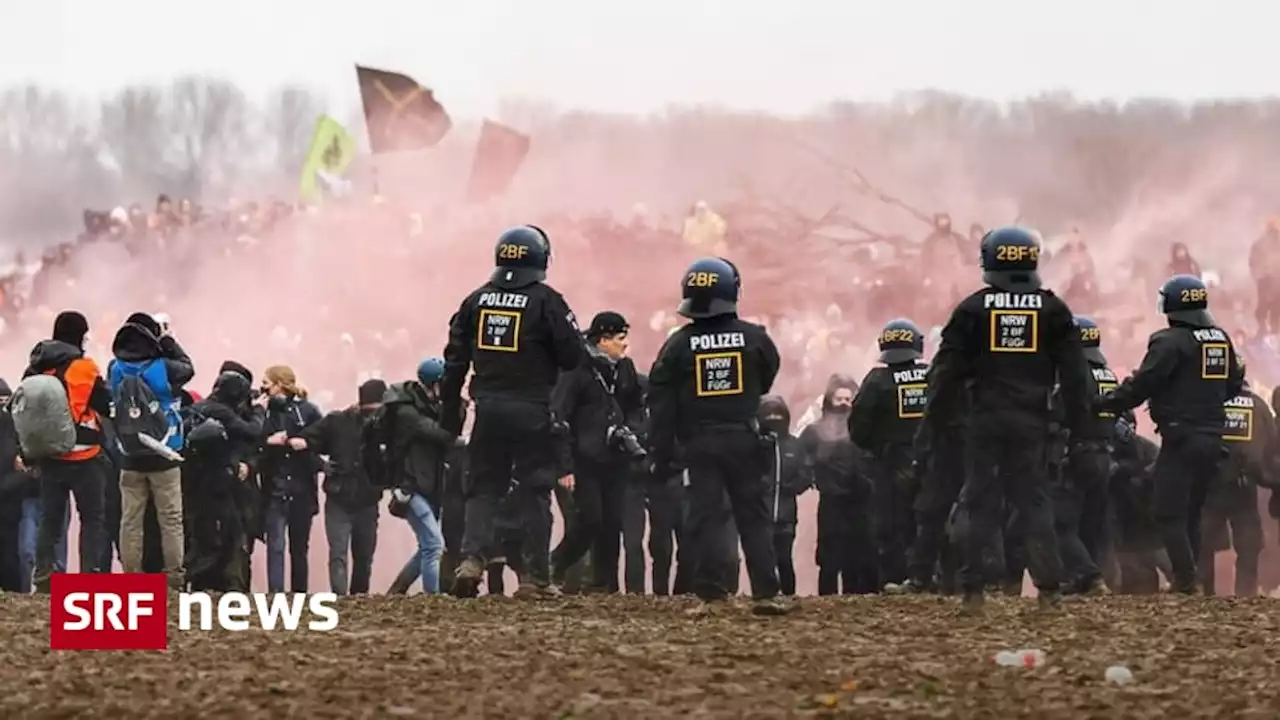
left=323, top=499, right=379, bottom=595
left=404, top=494, right=445, bottom=594
left=18, top=498, right=68, bottom=593
left=266, top=496, right=315, bottom=593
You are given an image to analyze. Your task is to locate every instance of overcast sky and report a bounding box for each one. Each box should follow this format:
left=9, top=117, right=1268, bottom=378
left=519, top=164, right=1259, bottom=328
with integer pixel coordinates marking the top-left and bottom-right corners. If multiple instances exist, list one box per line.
left=1, top=0, right=1274, bottom=118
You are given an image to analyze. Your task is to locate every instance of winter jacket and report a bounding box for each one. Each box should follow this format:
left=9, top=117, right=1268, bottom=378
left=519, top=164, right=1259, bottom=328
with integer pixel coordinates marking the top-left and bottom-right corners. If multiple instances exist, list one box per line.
left=551, top=348, right=629, bottom=471
left=259, top=394, right=323, bottom=510
left=759, top=394, right=809, bottom=528
left=379, top=382, right=454, bottom=503
left=300, top=406, right=384, bottom=509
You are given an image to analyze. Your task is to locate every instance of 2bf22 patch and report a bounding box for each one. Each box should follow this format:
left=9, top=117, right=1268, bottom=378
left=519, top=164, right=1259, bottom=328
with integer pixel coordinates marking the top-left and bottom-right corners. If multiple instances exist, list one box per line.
left=695, top=352, right=744, bottom=397
left=1201, top=343, right=1229, bottom=380
left=989, top=310, right=1038, bottom=353
left=896, top=384, right=927, bottom=419
left=477, top=310, right=521, bottom=353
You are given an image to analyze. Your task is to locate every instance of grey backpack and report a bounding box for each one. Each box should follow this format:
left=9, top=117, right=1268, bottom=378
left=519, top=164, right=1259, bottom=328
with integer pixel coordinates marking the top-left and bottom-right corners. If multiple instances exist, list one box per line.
left=11, top=374, right=77, bottom=459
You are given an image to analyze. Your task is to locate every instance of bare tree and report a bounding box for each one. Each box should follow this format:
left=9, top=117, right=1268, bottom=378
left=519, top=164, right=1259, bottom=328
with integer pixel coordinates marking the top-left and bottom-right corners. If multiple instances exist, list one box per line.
left=165, top=76, right=254, bottom=199
left=264, top=85, right=326, bottom=179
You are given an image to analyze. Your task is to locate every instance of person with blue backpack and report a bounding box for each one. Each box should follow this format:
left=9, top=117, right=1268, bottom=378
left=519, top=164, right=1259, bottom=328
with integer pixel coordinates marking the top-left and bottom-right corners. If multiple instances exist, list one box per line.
left=107, top=312, right=194, bottom=589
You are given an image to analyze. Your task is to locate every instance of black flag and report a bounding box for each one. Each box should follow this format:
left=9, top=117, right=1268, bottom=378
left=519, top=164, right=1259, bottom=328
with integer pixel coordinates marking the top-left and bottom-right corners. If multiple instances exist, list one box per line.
left=355, top=65, right=452, bottom=154
left=465, top=120, right=531, bottom=203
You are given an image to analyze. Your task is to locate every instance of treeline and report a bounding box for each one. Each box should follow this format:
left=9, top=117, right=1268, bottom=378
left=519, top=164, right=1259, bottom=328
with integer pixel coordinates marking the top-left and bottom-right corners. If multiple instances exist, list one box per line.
left=4, top=78, right=1280, bottom=247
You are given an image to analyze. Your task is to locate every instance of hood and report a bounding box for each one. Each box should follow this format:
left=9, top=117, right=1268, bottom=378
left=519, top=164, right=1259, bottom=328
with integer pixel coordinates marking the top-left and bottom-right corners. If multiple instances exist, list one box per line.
left=219, top=360, right=254, bottom=386
left=758, top=394, right=791, bottom=433
left=111, top=321, right=162, bottom=361
left=820, top=373, right=858, bottom=413
left=210, top=371, right=251, bottom=407
left=384, top=380, right=434, bottom=410
left=27, top=339, right=82, bottom=375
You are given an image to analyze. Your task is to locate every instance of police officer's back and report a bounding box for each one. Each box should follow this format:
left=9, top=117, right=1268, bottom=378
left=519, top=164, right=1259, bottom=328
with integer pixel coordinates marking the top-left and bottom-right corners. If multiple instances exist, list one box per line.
left=1098, top=273, right=1244, bottom=593
left=927, top=226, right=1091, bottom=613
left=646, top=257, right=790, bottom=614
left=440, top=225, right=585, bottom=598
left=849, top=318, right=929, bottom=587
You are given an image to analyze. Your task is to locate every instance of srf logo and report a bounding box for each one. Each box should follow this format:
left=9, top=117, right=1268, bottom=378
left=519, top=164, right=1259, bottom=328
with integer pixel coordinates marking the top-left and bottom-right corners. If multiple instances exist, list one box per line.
left=50, top=573, right=168, bottom=651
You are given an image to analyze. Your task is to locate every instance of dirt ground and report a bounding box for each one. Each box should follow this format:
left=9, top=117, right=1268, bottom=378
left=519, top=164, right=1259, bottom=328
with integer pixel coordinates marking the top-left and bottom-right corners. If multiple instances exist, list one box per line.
left=4, top=593, right=1278, bottom=719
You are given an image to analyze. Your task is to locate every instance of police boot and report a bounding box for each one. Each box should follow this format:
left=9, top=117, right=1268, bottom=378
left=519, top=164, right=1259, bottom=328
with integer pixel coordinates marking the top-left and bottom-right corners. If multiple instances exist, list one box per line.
left=452, top=557, right=486, bottom=599
left=1080, top=576, right=1111, bottom=596
left=959, top=592, right=985, bottom=617
left=751, top=595, right=796, bottom=616
left=1037, top=591, right=1064, bottom=613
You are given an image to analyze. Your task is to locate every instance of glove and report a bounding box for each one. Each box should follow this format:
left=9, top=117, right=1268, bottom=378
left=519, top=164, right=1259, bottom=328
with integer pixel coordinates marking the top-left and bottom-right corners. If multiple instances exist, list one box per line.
left=392, top=488, right=412, bottom=505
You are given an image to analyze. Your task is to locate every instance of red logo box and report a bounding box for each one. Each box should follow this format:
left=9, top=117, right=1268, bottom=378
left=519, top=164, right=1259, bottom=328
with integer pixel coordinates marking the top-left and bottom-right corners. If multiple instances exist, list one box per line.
left=49, top=573, right=169, bottom=651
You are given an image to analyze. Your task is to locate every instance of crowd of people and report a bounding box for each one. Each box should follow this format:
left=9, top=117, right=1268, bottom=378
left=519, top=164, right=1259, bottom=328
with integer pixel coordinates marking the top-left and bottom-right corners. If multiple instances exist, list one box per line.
left=0, top=185, right=1279, bottom=602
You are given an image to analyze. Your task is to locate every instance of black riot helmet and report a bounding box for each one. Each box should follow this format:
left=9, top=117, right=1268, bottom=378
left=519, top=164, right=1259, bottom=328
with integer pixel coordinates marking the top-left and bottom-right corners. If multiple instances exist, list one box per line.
left=1158, top=274, right=1214, bottom=327
left=979, top=226, right=1042, bottom=292
left=878, top=318, right=924, bottom=364
left=717, top=256, right=743, bottom=298
left=490, top=225, right=551, bottom=288
left=1073, top=315, right=1106, bottom=365
left=678, top=257, right=739, bottom=319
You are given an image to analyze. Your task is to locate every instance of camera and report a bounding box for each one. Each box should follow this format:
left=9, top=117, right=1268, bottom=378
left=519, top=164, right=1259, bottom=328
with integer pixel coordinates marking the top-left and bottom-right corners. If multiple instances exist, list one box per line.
left=608, top=425, right=647, bottom=460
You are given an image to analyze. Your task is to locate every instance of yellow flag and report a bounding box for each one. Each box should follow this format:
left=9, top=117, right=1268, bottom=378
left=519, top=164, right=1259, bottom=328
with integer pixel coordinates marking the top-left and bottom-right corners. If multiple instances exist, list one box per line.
left=299, top=115, right=356, bottom=204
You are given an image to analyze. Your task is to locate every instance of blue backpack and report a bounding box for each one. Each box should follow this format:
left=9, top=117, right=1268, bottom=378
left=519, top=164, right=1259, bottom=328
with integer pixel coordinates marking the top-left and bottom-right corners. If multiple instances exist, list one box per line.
left=109, top=359, right=183, bottom=460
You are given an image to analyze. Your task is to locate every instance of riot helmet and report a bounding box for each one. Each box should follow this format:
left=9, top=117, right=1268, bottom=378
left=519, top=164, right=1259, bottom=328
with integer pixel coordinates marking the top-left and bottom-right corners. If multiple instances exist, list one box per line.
left=878, top=318, right=924, bottom=364
left=490, top=225, right=551, bottom=289
left=979, top=226, right=1042, bottom=292
left=1073, top=315, right=1106, bottom=365
left=678, top=257, right=739, bottom=320
left=1158, top=274, right=1214, bottom=328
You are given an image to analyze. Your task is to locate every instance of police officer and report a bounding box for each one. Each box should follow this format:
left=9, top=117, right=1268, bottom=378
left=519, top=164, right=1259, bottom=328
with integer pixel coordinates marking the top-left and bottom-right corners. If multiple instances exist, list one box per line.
left=849, top=318, right=929, bottom=588
left=646, top=257, right=791, bottom=615
left=1097, top=274, right=1244, bottom=594
left=1199, top=376, right=1272, bottom=596
left=441, top=225, right=585, bottom=598
left=1052, top=316, right=1120, bottom=594
left=926, top=226, right=1092, bottom=614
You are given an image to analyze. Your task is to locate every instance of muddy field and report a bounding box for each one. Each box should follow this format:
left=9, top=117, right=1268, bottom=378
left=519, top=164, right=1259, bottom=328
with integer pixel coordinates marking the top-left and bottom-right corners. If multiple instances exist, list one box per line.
left=3, top=593, right=1278, bottom=719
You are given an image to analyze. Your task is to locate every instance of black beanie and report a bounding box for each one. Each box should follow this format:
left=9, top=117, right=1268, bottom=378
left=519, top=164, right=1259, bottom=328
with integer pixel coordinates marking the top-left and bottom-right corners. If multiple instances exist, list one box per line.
left=52, top=311, right=89, bottom=347
left=358, top=379, right=387, bottom=406
left=219, top=360, right=254, bottom=386
left=0, top=378, right=10, bottom=397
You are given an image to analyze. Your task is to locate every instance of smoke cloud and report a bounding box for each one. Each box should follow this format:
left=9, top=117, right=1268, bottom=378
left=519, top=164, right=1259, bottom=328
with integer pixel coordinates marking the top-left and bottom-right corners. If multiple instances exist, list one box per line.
left=3, top=79, right=1279, bottom=593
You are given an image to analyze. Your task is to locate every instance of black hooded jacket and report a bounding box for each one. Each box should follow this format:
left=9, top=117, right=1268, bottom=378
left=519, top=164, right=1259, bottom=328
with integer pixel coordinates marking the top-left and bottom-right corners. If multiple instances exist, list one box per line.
left=186, top=372, right=266, bottom=476
left=379, top=381, right=454, bottom=503
left=760, top=394, right=809, bottom=527
left=799, top=377, right=872, bottom=499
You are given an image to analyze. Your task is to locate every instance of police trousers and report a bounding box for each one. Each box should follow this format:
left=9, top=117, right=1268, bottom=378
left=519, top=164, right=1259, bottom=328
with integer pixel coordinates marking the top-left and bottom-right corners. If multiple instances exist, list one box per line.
left=874, top=444, right=918, bottom=586
left=908, top=431, right=964, bottom=590
left=1200, top=478, right=1262, bottom=597
left=1151, top=430, right=1223, bottom=592
left=1052, top=444, right=1111, bottom=591
left=622, top=475, right=684, bottom=594
left=462, top=398, right=558, bottom=585
left=682, top=429, right=779, bottom=600
left=957, top=418, right=1062, bottom=595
